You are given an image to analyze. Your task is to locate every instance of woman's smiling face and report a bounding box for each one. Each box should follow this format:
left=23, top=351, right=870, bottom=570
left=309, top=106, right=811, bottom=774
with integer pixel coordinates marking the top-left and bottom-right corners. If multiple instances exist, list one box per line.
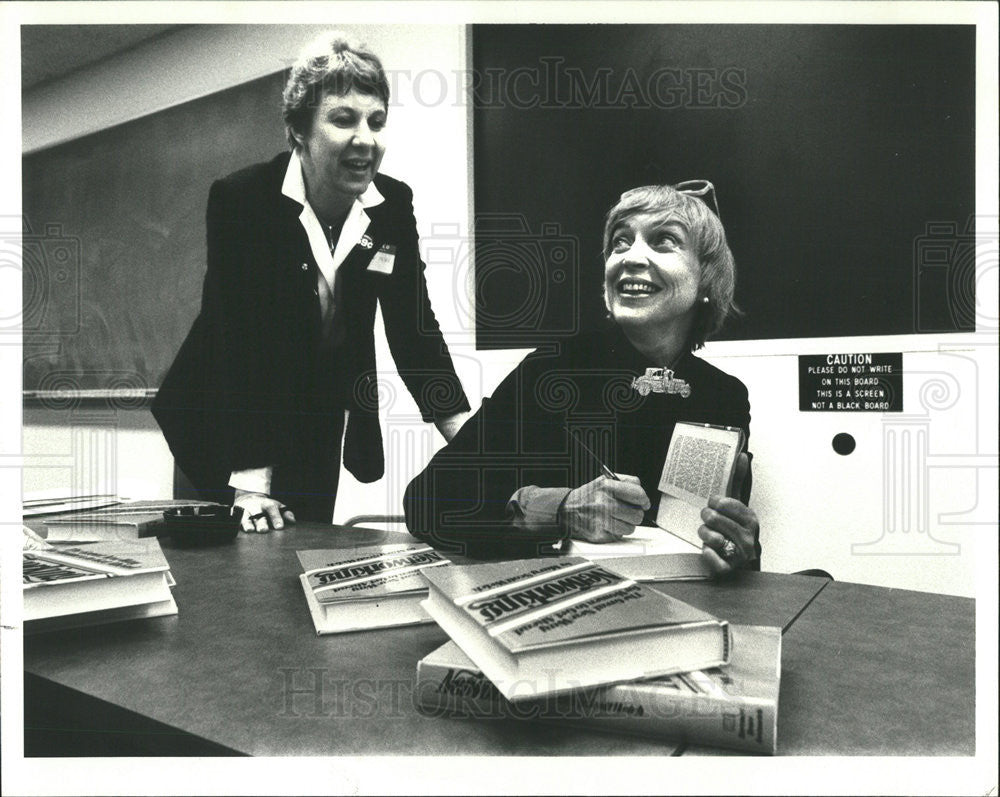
left=604, top=210, right=702, bottom=338
left=296, top=89, right=387, bottom=205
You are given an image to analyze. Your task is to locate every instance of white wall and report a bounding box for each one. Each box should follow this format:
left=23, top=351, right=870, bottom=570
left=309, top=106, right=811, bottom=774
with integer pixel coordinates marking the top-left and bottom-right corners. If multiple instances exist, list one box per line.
left=699, top=335, right=996, bottom=598
left=19, top=24, right=997, bottom=597
left=22, top=406, right=174, bottom=503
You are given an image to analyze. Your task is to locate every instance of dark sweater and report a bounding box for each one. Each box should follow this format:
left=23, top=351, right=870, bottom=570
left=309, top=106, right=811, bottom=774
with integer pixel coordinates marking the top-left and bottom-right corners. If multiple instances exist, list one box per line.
left=404, top=323, right=756, bottom=562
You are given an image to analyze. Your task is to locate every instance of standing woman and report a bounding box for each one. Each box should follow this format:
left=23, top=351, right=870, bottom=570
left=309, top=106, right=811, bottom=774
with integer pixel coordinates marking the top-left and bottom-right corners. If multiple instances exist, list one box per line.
left=154, top=33, right=470, bottom=530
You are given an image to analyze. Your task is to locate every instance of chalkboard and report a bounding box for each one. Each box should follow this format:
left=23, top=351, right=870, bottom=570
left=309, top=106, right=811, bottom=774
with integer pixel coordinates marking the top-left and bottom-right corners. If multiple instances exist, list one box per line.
left=472, top=25, right=976, bottom=347
left=22, top=71, right=288, bottom=396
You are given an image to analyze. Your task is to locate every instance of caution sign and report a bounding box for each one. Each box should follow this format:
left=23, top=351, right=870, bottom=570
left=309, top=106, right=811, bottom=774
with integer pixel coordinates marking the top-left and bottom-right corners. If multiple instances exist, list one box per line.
left=799, top=353, right=903, bottom=412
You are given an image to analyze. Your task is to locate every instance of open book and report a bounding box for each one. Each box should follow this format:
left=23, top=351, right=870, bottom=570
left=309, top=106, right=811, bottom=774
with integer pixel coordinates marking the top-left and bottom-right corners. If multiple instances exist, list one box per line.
left=656, top=422, right=745, bottom=548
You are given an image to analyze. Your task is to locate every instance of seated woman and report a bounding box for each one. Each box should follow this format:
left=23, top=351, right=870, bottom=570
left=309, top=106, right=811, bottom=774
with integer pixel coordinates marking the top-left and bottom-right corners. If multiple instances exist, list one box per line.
left=403, top=182, right=759, bottom=574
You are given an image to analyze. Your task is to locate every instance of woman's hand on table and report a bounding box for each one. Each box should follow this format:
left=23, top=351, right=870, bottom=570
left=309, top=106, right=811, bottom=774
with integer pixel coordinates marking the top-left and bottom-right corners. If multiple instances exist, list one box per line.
left=698, top=453, right=758, bottom=574
left=234, top=490, right=296, bottom=533
left=561, top=474, right=651, bottom=543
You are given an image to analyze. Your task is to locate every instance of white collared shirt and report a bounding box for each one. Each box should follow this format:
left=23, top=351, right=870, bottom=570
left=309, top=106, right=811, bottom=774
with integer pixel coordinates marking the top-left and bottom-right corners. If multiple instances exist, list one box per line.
left=229, top=151, right=385, bottom=497
left=279, top=149, right=385, bottom=290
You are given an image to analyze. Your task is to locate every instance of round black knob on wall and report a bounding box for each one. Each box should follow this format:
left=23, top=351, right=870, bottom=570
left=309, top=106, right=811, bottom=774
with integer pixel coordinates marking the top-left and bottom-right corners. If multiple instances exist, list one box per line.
left=832, top=433, right=856, bottom=456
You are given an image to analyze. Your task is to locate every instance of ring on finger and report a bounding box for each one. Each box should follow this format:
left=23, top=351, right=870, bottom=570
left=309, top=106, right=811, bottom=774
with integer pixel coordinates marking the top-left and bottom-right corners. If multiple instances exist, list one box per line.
left=721, top=539, right=738, bottom=561
left=243, top=513, right=268, bottom=534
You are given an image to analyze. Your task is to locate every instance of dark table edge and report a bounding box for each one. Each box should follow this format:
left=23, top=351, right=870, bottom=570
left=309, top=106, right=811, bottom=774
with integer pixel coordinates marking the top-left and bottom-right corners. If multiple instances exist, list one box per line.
left=780, top=575, right=833, bottom=632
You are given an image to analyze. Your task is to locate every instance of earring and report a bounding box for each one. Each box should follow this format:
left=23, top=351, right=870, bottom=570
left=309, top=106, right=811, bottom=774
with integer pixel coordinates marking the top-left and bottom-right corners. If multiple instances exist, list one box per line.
left=701, top=296, right=710, bottom=304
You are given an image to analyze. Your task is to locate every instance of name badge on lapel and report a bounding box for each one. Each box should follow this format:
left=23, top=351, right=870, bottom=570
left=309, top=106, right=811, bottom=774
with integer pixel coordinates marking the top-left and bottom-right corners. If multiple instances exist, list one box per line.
left=367, top=243, right=397, bottom=275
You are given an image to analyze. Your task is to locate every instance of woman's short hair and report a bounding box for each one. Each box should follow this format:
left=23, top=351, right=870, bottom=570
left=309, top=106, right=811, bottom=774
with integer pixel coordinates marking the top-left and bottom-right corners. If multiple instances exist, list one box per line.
left=602, top=184, right=738, bottom=350
left=282, top=32, right=390, bottom=149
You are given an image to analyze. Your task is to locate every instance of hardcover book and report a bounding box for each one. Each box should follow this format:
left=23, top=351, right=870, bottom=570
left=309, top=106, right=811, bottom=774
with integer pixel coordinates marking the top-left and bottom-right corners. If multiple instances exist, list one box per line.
left=416, top=624, right=780, bottom=754
left=32, top=499, right=221, bottom=542
left=23, top=537, right=177, bottom=630
left=22, top=493, right=120, bottom=517
left=296, top=543, right=450, bottom=635
left=420, top=557, right=731, bottom=702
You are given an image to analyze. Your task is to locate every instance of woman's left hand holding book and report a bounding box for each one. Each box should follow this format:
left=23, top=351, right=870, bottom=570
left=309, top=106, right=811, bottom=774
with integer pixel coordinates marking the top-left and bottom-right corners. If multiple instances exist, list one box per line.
left=697, top=453, right=758, bottom=574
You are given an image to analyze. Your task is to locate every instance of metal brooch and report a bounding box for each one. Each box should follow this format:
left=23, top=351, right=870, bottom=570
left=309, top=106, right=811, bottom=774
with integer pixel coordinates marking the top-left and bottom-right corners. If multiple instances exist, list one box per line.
left=631, top=367, right=692, bottom=398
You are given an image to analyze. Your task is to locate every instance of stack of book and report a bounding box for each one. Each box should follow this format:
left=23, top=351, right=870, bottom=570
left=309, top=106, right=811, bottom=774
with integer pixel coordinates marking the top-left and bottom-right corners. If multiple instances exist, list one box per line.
left=22, top=493, right=120, bottom=517
left=296, top=543, right=451, bottom=634
left=23, top=536, right=178, bottom=632
left=416, top=556, right=781, bottom=754
left=290, top=542, right=781, bottom=751
left=25, top=497, right=221, bottom=542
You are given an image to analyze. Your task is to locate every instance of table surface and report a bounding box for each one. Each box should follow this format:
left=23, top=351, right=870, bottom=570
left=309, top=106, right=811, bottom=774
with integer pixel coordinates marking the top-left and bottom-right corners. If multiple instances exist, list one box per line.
left=23, top=523, right=975, bottom=756
left=776, top=579, right=975, bottom=755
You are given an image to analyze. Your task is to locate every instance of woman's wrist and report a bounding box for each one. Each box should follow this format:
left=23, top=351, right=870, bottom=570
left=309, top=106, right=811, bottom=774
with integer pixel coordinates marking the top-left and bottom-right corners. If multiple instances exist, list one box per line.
left=555, top=490, right=574, bottom=551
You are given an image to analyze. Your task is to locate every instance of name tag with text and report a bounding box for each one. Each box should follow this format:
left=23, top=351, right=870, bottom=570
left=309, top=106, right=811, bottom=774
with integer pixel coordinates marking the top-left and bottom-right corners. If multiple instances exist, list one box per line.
left=367, top=243, right=397, bottom=275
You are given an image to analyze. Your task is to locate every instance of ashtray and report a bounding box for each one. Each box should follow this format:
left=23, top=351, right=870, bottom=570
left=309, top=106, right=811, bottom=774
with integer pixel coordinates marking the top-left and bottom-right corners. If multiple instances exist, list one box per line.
left=162, top=504, right=241, bottom=547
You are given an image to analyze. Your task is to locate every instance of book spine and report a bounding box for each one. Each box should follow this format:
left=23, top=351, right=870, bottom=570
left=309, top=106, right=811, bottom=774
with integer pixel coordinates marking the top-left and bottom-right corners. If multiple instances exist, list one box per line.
left=42, top=518, right=163, bottom=539
left=415, top=657, right=775, bottom=754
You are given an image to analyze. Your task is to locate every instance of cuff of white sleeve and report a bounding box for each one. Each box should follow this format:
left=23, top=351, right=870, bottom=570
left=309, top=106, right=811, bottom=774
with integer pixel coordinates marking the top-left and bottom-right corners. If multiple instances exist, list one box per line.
left=228, top=466, right=273, bottom=495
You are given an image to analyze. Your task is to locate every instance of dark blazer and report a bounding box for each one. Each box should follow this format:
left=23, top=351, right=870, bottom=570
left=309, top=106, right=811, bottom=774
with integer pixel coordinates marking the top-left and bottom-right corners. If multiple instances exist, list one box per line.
left=153, top=152, right=469, bottom=508
left=403, top=322, right=756, bottom=562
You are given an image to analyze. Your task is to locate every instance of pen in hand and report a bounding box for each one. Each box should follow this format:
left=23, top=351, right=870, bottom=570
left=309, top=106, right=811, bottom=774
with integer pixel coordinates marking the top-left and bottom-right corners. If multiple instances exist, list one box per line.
left=564, top=425, right=620, bottom=481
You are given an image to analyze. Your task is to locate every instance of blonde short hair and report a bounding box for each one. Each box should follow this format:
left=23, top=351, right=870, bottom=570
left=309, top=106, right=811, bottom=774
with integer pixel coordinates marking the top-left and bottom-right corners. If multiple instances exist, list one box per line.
left=603, top=185, right=738, bottom=350
left=282, top=32, right=390, bottom=149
